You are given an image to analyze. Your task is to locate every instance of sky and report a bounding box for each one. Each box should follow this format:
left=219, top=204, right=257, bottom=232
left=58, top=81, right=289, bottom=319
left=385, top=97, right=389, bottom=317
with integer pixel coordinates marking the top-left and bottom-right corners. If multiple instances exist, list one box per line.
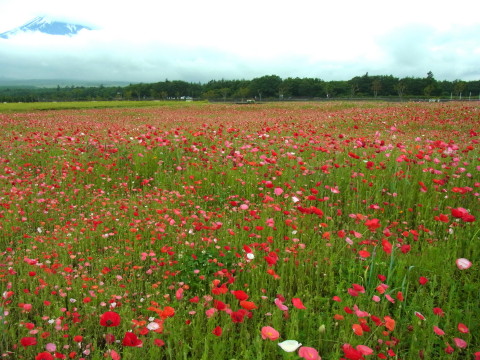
left=0, top=0, right=479, bottom=83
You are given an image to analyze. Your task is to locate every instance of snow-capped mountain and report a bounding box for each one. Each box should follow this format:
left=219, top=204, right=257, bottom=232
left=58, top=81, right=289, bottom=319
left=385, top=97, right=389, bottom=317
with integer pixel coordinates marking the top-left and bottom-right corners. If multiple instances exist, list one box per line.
left=0, top=16, right=92, bottom=39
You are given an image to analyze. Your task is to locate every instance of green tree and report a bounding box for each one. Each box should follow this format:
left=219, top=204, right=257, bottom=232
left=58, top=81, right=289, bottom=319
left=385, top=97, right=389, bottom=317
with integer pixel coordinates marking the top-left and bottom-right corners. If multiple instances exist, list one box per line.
left=349, top=80, right=360, bottom=96
left=249, top=75, right=282, bottom=100
left=372, top=79, right=381, bottom=98
left=423, top=71, right=441, bottom=97
left=283, top=77, right=302, bottom=97
left=220, top=88, right=229, bottom=101
left=394, top=80, right=407, bottom=98
left=453, top=80, right=467, bottom=98
left=378, top=75, right=399, bottom=96
left=325, top=81, right=349, bottom=97
left=233, top=87, right=251, bottom=101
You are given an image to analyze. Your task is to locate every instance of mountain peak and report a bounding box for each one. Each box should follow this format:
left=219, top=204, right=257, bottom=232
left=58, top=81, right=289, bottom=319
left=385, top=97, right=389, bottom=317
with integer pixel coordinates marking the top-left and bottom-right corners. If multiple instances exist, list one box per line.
left=0, top=16, right=92, bottom=39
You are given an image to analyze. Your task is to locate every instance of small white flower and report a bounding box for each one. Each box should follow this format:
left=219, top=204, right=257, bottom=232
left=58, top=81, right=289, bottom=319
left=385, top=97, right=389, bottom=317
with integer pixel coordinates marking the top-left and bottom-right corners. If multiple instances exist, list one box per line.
left=246, top=253, right=255, bottom=260
left=278, top=340, right=302, bottom=352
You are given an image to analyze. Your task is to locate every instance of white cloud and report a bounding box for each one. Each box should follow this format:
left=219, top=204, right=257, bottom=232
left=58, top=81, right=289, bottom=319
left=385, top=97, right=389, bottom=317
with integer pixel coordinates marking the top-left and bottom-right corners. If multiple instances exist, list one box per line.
left=0, top=0, right=479, bottom=82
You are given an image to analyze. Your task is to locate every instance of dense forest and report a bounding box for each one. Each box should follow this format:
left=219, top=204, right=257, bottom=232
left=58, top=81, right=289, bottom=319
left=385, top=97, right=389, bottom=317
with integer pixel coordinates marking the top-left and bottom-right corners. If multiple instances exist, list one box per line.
left=1, top=72, right=479, bottom=102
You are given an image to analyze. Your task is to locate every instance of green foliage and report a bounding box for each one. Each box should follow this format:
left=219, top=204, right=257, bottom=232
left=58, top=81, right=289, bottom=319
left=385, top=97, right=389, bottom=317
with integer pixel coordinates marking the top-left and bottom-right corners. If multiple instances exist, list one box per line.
left=1, top=73, right=479, bottom=103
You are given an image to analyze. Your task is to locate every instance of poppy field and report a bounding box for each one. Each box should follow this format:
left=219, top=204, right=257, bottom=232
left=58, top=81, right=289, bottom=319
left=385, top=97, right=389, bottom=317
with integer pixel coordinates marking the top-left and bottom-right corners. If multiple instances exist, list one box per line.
left=0, top=101, right=478, bottom=359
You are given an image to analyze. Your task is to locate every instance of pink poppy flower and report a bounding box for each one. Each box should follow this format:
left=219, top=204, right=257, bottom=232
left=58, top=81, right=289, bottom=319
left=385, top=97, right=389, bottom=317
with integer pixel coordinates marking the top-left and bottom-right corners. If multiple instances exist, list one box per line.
left=457, top=323, right=469, bottom=333
left=274, top=298, right=288, bottom=311
left=433, top=326, right=445, bottom=336
left=453, top=338, right=467, bottom=349
left=298, top=346, right=321, bottom=360
left=456, top=258, right=472, bottom=270
left=356, top=344, right=374, bottom=355
left=261, top=326, right=279, bottom=341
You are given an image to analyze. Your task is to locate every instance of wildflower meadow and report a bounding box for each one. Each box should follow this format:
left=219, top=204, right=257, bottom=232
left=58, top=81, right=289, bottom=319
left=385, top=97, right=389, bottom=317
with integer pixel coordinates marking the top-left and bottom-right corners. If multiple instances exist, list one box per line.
left=0, top=101, right=478, bottom=359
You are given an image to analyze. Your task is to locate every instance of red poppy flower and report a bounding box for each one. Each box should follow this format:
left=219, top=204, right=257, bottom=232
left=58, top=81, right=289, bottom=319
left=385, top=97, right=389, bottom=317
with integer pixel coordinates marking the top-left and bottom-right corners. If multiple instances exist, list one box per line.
left=382, top=239, right=392, bottom=254
left=433, top=307, right=445, bottom=316
left=352, top=324, right=363, bottom=336
left=451, top=207, right=475, bottom=222
left=20, top=336, right=37, bottom=347
left=292, top=298, right=306, bottom=309
left=154, top=338, right=165, bottom=347
left=364, top=218, right=381, bottom=232
left=35, top=352, right=54, bottom=360
left=230, top=309, right=250, bottom=323
left=370, top=315, right=382, bottom=326
left=419, top=276, right=428, bottom=285
left=384, top=316, right=395, bottom=331
left=444, top=343, right=454, bottom=354
left=239, top=300, right=257, bottom=310
left=414, top=311, right=426, bottom=321
left=189, top=296, right=200, bottom=303
left=358, top=250, right=371, bottom=258
left=213, top=300, right=227, bottom=311
left=73, top=335, right=83, bottom=343
left=212, top=326, right=222, bottom=336
left=352, top=284, right=365, bottom=293
left=122, top=332, right=143, bottom=347
left=105, top=333, right=116, bottom=344
left=231, top=290, right=249, bottom=301
left=100, top=311, right=121, bottom=327
left=342, top=343, right=364, bottom=360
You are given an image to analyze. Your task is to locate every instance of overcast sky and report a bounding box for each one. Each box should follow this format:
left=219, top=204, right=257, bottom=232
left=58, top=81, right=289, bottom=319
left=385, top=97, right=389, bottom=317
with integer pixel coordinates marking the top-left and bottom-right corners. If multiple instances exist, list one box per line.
left=0, top=0, right=479, bottom=83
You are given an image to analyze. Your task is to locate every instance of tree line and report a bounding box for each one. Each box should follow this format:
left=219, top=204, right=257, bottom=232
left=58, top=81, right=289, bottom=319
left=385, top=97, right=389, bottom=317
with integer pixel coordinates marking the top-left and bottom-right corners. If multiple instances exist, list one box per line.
left=1, top=72, right=479, bottom=102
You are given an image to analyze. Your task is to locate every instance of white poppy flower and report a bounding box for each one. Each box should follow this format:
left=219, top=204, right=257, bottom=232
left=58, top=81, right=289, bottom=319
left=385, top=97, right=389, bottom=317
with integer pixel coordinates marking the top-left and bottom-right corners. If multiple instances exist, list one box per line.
left=278, top=340, right=302, bottom=352
left=147, top=322, right=160, bottom=331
